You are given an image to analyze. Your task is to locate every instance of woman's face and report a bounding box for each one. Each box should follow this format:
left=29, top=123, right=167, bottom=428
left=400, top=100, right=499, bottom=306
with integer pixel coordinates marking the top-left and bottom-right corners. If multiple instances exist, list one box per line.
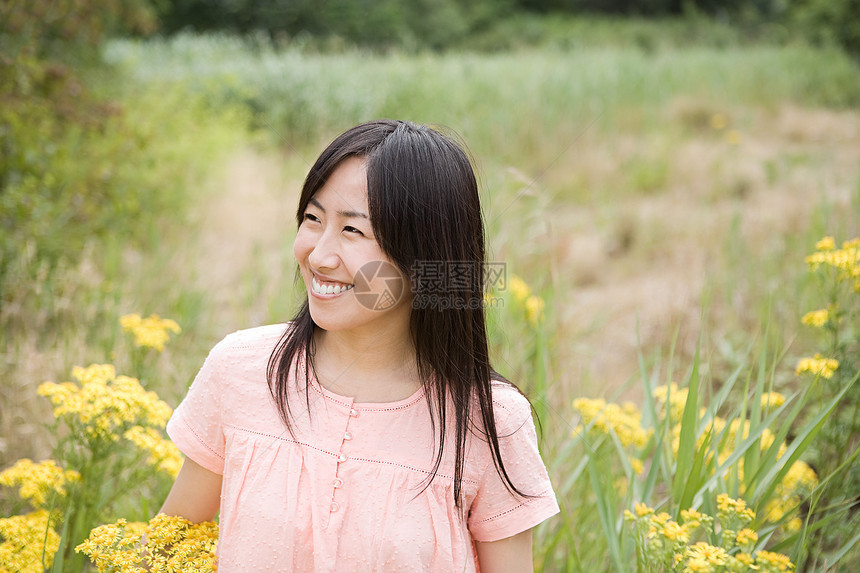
left=293, top=156, right=411, bottom=335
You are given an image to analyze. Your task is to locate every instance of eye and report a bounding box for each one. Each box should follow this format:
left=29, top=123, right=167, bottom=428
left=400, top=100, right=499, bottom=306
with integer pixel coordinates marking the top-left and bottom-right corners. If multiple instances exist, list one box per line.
left=343, top=226, right=364, bottom=236
left=303, top=213, right=320, bottom=223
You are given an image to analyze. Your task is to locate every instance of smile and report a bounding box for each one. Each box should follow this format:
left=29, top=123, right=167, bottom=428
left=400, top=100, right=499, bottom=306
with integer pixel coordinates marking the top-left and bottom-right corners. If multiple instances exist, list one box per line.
left=311, top=275, right=354, bottom=296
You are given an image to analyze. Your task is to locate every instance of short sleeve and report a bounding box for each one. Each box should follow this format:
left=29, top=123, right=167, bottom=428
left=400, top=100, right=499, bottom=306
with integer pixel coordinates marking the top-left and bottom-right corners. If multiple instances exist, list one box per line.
left=166, top=336, right=229, bottom=475
left=467, top=389, right=560, bottom=542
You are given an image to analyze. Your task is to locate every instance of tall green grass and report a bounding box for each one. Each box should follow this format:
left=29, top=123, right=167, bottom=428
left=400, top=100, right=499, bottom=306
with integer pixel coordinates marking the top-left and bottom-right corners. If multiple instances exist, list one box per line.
left=105, top=33, right=860, bottom=154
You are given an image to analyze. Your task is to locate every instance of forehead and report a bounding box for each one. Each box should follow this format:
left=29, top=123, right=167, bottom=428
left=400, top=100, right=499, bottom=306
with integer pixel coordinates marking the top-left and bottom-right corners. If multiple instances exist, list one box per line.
left=313, top=156, right=368, bottom=209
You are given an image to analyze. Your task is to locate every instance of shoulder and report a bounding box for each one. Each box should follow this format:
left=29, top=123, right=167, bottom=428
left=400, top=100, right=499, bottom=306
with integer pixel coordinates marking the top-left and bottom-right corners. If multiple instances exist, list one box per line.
left=203, top=323, right=290, bottom=372
left=488, top=380, right=534, bottom=436
left=210, top=323, right=289, bottom=355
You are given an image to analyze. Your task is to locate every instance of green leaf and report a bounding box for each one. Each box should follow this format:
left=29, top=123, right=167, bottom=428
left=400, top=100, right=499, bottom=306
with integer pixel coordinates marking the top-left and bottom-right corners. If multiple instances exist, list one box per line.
left=753, top=371, right=858, bottom=503
left=673, top=348, right=700, bottom=504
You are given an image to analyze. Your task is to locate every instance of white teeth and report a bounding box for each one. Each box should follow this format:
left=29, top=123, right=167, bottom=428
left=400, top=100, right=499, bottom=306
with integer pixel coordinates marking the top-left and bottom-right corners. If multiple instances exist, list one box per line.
left=311, top=276, right=353, bottom=296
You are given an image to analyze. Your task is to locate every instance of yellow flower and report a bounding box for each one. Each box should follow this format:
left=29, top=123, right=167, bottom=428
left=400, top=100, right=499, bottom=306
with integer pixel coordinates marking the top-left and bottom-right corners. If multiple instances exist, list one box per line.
left=653, top=383, right=689, bottom=423
left=710, top=113, right=727, bottom=130
left=679, top=508, right=711, bottom=530
left=795, top=354, right=839, bottom=379
left=525, top=295, right=545, bottom=327
left=634, top=502, right=653, bottom=517
left=120, top=313, right=181, bottom=352
left=684, top=542, right=728, bottom=568
left=804, top=237, right=860, bottom=289
left=782, top=460, right=817, bottom=492
left=572, top=397, right=650, bottom=448
left=72, top=363, right=116, bottom=385
left=717, top=494, right=755, bottom=523
left=761, top=392, right=786, bottom=410
left=77, top=514, right=218, bottom=573
left=801, top=309, right=829, bottom=327
left=726, top=130, right=742, bottom=145
left=0, top=510, right=60, bottom=572
left=736, top=528, right=758, bottom=546
left=684, top=557, right=714, bottom=573
left=76, top=519, right=148, bottom=572
left=755, top=549, right=795, bottom=572
left=815, top=236, right=835, bottom=251
left=661, top=520, right=689, bottom=543
left=38, top=365, right=173, bottom=442
left=507, top=275, right=531, bottom=303
left=733, top=553, right=760, bottom=570
left=0, top=459, right=80, bottom=507
left=124, top=426, right=184, bottom=478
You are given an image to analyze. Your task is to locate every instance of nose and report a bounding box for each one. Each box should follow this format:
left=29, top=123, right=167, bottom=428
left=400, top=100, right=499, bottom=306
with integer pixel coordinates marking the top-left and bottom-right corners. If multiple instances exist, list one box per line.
left=307, top=228, right=341, bottom=271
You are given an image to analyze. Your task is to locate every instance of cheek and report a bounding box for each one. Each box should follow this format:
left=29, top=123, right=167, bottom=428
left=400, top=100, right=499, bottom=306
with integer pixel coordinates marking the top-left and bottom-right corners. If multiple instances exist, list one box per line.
left=293, top=229, right=312, bottom=263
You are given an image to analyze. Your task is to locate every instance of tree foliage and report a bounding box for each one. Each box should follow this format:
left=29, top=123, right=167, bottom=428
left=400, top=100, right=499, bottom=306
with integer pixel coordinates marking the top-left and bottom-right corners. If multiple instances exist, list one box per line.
left=154, top=0, right=860, bottom=56
left=0, top=0, right=158, bottom=286
left=160, top=0, right=514, bottom=49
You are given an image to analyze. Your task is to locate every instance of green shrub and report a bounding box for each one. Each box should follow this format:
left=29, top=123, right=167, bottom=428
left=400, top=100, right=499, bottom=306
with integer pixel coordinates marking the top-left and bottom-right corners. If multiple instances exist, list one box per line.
left=0, top=0, right=159, bottom=288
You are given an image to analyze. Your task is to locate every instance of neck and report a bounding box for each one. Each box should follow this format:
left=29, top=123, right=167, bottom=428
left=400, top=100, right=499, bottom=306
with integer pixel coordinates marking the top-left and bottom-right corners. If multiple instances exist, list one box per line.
left=312, top=324, right=420, bottom=402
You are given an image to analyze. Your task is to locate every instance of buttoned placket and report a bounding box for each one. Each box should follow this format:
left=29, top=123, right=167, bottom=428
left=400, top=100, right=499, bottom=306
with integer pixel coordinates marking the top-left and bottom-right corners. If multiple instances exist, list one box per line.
left=329, top=402, right=360, bottom=517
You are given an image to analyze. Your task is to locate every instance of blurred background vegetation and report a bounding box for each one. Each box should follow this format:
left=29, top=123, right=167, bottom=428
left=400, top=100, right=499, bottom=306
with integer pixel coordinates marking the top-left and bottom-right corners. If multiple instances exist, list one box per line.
left=2, top=0, right=860, bottom=569
left=3, top=0, right=859, bottom=313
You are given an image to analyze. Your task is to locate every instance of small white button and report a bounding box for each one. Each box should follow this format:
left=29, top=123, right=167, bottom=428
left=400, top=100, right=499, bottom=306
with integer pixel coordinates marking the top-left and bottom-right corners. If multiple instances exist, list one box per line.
left=332, top=477, right=343, bottom=488
left=343, top=431, right=353, bottom=441
left=330, top=502, right=339, bottom=512
left=338, top=453, right=348, bottom=463
left=349, top=408, right=359, bottom=417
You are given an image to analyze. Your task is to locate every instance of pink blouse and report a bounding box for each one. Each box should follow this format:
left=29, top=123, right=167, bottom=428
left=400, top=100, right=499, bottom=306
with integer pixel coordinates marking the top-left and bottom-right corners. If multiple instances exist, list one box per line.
left=167, top=324, right=559, bottom=572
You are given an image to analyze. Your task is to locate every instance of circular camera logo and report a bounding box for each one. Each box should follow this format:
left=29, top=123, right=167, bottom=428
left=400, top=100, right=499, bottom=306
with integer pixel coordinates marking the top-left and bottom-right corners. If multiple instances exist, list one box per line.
left=354, top=261, right=406, bottom=311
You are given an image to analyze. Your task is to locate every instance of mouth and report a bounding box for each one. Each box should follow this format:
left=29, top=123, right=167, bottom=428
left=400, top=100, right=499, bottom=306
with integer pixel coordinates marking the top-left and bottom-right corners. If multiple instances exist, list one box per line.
left=311, top=275, right=354, bottom=296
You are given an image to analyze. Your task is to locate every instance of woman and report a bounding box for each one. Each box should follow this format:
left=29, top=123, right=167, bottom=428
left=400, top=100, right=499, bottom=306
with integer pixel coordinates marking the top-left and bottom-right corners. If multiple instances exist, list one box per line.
left=161, top=120, right=559, bottom=571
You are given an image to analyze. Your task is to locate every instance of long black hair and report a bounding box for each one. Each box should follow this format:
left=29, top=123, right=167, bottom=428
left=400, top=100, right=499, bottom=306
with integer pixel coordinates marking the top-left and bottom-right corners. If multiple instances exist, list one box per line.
left=267, top=120, right=531, bottom=507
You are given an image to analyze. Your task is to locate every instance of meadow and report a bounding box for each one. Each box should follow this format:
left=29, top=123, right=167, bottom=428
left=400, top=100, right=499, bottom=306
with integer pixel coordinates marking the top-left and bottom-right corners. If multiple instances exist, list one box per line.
left=2, top=23, right=860, bottom=571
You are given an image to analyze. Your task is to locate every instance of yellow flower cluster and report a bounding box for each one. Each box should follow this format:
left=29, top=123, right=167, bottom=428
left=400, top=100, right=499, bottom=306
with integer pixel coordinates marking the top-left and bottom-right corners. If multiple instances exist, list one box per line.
left=524, top=296, right=546, bottom=327
left=650, top=384, right=815, bottom=531
left=763, top=460, right=817, bottom=532
left=756, top=550, right=795, bottom=572
left=120, top=314, right=181, bottom=352
left=805, top=236, right=860, bottom=290
left=719, top=419, right=780, bottom=458
left=717, top=493, right=755, bottom=523
left=123, top=426, right=183, bottom=478
left=38, top=364, right=173, bottom=441
left=0, top=459, right=80, bottom=507
left=508, top=275, right=531, bottom=302
left=681, top=542, right=728, bottom=572
left=0, top=510, right=60, bottom=572
left=800, top=309, right=829, bottom=328
left=735, top=528, right=758, bottom=547
left=654, top=390, right=782, bottom=465
left=76, top=514, right=218, bottom=573
left=653, top=383, right=689, bottom=423
left=35, top=363, right=179, bottom=478
left=626, top=498, right=795, bottom=573
left=761, top=392, right=786, bottom=411
left=795, top=354, right=839, bottom=379
left=572, top=397, right=650, bottom=450
left=506, top=274, right=546, bottom=327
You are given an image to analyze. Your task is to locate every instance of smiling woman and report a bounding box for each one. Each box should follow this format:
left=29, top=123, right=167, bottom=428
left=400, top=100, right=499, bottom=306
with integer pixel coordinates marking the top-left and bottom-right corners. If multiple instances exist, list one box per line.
left=293, top=156, right=413, bottom=338
left=159, top=120, right=559, bottom=572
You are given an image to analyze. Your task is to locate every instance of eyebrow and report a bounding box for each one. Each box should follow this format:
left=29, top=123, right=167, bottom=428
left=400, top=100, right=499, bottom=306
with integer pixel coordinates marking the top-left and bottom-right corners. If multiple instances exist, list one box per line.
left=309, top=198, right=368, bottom=219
